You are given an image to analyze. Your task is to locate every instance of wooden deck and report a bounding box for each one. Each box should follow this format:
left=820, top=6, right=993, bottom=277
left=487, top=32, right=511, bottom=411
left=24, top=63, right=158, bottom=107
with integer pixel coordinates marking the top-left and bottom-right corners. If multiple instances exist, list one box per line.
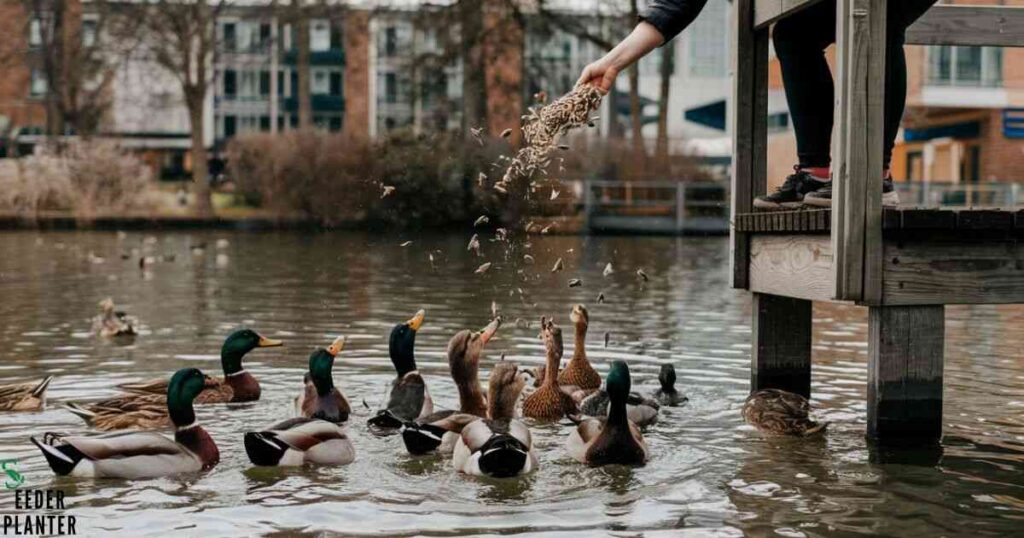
left=735, top=208, right=1024, bottom=234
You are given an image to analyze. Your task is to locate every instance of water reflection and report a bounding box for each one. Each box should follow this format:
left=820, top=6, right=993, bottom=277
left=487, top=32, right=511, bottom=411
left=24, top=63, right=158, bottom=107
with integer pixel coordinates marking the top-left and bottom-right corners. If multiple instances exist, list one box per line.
left=0, top=230, right=1021, bottom=535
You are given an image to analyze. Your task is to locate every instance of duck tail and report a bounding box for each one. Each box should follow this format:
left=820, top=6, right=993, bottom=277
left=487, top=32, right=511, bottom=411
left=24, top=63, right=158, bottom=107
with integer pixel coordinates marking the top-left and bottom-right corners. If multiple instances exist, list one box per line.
left=31, top=376, right=54, bottom=398
left=367, top=409, right=405, bottom=430
left=400, top=421, right=446, bottom=455
left=31, top=435, right=84, bottom=476
left=477, top=435, right=529, bottom=478
left=243, top=431, right=288, bottom=466
left=62, top=403, right=96, bottom=426
left=803, top=420, right=829, bottom=436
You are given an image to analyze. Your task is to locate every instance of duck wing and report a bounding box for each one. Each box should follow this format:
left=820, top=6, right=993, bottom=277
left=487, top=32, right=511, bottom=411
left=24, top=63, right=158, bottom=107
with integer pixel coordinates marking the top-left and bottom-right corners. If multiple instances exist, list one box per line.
left=34, top=431, right=201, bottom=478
left=245, top=418, right=354, bottom=466
left=566, top=417, right=603, bottom=463
left=385, top=372, right=430, bottom=421
left=401, top=410, right=478, bottom=455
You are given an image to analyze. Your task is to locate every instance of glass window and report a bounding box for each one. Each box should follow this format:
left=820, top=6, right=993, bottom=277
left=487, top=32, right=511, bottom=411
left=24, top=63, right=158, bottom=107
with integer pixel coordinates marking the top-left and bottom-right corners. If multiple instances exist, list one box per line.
left=928, top=46, right=1002, bottom=87
left=312, top=69, right=329, bottom=95
left=29, top=18, right=43, bottom=47
left=30, top=69, right=47, bottom=97
left=384, top=27, right=397, bottom=57
left=259, top=71, right=270, bottom=97
left=329, top=71, right=342, bottom=97
left=310, top=20, right=330, bottom=52
left=82, top=18, right=98, bottom=47
left=223, top=22, right=236, bottom=52
left=224, top=69, right=237, bottom=98
left=224, top=115, right=237, bottom=138
left=385, top=72, right=397, bottom=103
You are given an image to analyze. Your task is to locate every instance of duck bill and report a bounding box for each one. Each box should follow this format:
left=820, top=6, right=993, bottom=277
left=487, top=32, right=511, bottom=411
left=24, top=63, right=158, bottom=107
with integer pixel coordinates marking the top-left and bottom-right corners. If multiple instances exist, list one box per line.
left=327, top=335, right=346, bottom=356
left=407, top=309, right=426, bottom=331
left=479, top=318, right=501, bottom=345
left=257, top=335, right=284, bottom=348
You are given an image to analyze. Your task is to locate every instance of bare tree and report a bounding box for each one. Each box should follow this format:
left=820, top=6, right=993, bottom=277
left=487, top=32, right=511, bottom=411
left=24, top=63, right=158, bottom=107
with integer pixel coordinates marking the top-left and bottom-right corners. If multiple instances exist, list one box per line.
left=655, top=43, right=674, bottom=165
left=291, top=0, right=313, bottom=129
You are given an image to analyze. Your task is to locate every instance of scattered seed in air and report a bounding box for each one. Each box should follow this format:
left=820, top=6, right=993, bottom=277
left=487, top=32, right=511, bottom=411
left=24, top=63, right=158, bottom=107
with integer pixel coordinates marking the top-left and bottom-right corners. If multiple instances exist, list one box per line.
left=524, top=221, right=535, bottom=233
left=400, top=241, right=413, bottom=247
left=495, top=228, right=508, bottom=241
left=636, top=268, right=649, bottom=282
left=550, top=190, right=560, bottom=200
left=551, top=258, right=564, bottom=272
left=604, top=332, right=610, bottom=348
left=493, top=183, right=508, bottom=194
left=597, top=293, right=605, bottom=304
left=467, top=234, right=481, bottom=256
left=557, top=145, right=570, bottom=151
left=477, top=172, right=487, bottom=187
left=603, top=263, right=614, bottom=277
left=501, top=128, right=513, bottom=139
left=471, top=127, right=484, bottom=146
left=523, top=254, right=535, bottom=264
left=492, top=301, right=499, bottom=318
left=473, top=215, right=489, bottom=227
left=380, top=185, right=396, bottom=198
left=475, top=262, right=492, bottom=274
left=429, top=253, right=437, bottom=270
left=541, top=223, right=554, bottom=234
left=568, top=279, right=582, bottom=288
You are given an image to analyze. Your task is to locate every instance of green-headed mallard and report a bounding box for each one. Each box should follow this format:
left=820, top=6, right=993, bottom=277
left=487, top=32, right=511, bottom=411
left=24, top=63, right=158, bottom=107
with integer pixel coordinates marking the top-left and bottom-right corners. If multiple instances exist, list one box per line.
left=566, top=361, right=648, bottom=466
left=368, top=310, right=433, bottom=429
left=558, top=304, right=600, bottom=391
left=523, top=317, right=577, bottom=421
left=243, top=417, right=355, bottom=467
left=401, top=318, right=500, bottom=455
left=63, top=393, right=170, bottom=431
left=742, top=389, right=827, bottom=436
left=91, top=298, right=136, bottom=337
left=118, top=329, right=282, bottom=403
left=294, top=336, right=351, bottom=423
left=0, top=376, right=53, bottom=412
left=653, top=364, right=688, bottom=407
left=32, top=368, right=220, bottom=479
left=452, top=360, right=537, bottom=477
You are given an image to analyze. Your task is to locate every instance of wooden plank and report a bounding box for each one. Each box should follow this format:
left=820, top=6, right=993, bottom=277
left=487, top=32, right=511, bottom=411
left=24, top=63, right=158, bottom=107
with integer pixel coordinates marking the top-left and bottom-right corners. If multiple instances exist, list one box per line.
left=907, top=5, right=1024, bottom=48
left=956, top=209, right=1014, bottom=230
left=861, top=0, right=887, bottom=306
left=901, top=209, right=956, bottom=230
left=750, top=235, right=835, bottom=302
left=754, top=0, right=826, bottom=29
left=867, top=305, right=944, bottom=443
left=730, top=0, right=769, bottom=290
left=752, top=293, right=813, bottom=398
left=882, top=239, right=1024, bottom=305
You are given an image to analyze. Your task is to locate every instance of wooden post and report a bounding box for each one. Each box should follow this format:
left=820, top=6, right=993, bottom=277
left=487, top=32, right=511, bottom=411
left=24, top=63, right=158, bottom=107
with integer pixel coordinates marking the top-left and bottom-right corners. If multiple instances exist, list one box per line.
left=730, top=0, right=769, bottom=289
left=867, top=305, right=944, bottom=443
left=752, top=293, right=812, bottom=398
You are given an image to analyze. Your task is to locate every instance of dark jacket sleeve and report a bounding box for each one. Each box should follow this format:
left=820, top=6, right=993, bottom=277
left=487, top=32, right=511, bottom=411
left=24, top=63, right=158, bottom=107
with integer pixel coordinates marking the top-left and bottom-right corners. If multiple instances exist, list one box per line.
left=639, top=0, right=709, bottom=43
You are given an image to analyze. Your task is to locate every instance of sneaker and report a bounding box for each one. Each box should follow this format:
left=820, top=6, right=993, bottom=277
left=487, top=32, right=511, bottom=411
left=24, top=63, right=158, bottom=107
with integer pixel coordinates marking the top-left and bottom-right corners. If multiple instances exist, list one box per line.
left=803, top=179, right=900, bottom=208
left=753, top=168, right=830, bottom=210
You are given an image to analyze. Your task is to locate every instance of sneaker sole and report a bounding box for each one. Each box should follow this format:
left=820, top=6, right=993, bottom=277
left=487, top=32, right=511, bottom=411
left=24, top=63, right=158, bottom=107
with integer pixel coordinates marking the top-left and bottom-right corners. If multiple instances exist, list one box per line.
left=802, top=192, right=900, bottom=208
left=753, top=199, right=804, bottom=210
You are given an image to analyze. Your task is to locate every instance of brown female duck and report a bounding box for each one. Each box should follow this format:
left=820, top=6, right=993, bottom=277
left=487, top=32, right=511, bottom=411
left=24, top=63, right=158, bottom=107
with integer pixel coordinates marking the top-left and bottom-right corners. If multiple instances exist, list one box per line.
left=742, top=389, right=827, bottom=436
left=522, top=317, right=577, bottom=421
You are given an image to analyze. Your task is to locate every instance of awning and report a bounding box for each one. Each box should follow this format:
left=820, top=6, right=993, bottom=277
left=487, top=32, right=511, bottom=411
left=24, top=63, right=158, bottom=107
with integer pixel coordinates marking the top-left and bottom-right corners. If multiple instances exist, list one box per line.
left=684, top=100, right=726, bottom=131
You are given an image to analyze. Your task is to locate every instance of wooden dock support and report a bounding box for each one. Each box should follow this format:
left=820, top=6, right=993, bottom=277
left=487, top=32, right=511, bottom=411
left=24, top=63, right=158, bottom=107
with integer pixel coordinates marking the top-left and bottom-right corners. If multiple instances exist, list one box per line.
left=867, top=305, right=944, bottom=443
left=752, top=293, right=812, bottom=398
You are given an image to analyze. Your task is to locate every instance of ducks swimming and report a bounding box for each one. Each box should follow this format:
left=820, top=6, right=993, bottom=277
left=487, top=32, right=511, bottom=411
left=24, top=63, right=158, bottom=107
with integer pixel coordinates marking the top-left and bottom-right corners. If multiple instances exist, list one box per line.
left=0, top=376, right=53, bottom=412
left=33, top=368, right=220, bottom=479
left=522, top=317, right=577, bottom=421
left=653, top=364, right=688, bottom=407
left=91, top=298, right=136, bottom=338
left=566, top=361, right=648, bottom=466
left=63, top=393, right=170, bottom=431
left=294, top=336, right=351, bottom=423
left=368, top=310, right=433, bottom=429
left=559, top=304, right=600, bottom=392
left=742, top=389, right=828, bottom=436
left=118, top=329, right=282, bottom=403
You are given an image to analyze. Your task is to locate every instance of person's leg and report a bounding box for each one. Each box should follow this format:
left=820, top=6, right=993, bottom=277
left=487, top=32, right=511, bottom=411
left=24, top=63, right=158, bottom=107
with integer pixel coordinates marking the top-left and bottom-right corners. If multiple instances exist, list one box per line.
left=754, top=3, right=836, bottom=209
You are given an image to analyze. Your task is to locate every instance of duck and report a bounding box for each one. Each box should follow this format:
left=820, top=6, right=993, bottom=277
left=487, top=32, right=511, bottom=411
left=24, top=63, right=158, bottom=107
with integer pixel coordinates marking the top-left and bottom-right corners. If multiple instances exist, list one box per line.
left=401, top=318, right=500, bottom=455
left=294, top=335, right=351, bottom=423
left=368, top=310, right=433, bottom=429
left=522, top=317, right=577, bottom=421
left=652, top=364, right=688, bottom=406
left=577, top=385, right=660, bottom=428
left=244, top=417, right=355, bottom=467
left=558, top=304, right=601, bottom=392
left=0, top=376, right=54, bottom=411
left=566, top=361, right=648, bottom=466
left=452, top=360, right=537, bottom=477
left=63, top=393, right=171, bottom=431
left=742, top=389, right=828, bottom=436
left=91, top=298, right=136, bottom=337
left=118, top=329, right=282, bottom=403
left=31, top=368, right=220, bottom=479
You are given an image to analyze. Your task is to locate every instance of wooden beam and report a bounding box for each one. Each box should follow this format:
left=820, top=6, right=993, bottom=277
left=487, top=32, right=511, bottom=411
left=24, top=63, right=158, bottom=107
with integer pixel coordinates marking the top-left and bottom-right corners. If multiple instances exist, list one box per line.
left=882, top=239, right=1024, bottom=305
left=867, top=305, right=944, bottom=443
left=752, top=293, right=813, bottom=399
left=907, top=5, right=1024, bottom=48
left=753, top=0, right=825, bottom=29
left=730, top=0, right=770, bottom=289
left=749, top=235, right=836, bottom=302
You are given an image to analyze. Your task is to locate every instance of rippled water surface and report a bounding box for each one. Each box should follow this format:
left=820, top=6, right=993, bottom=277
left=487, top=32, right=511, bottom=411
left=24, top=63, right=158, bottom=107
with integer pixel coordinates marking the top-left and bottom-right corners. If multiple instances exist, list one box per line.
left=0, top=230, right=1022, bottom=536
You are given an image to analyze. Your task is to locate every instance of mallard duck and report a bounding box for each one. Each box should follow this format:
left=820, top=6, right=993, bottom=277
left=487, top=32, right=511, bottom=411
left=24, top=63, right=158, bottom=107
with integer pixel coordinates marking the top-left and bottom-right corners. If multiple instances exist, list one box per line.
left=401, top=318, right=500, bottom=455
left=91, top=298, right=136, bottom=337
left=118, top=329, right=282, bottom=403
left=368, top=310, right=434, bottom=429
left=453, top=360, right=537, bottom=477
left=742, top=389, right=828, bottom=436
left=244, top=417, right=355, bottom=467
left=558, top=304, right=600, bottom=391
left=566, top=361, right=648, bottom=466
left=653, top=364, right=688, bottom=406
left=0, top=376, right=53, bottom=411
left=522, top=317, right=577, bottom=421
left=577, top=385, right=660, bottom=428
left=294, top=336, right=350, bottom=423
left=32, top=368, right=220, bottom=478
left=63, top=393, right=171, bottom=431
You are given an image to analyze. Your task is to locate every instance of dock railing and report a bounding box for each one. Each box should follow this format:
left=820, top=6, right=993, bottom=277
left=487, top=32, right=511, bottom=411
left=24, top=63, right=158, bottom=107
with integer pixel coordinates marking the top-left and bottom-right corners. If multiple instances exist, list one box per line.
left=582, top=180, right=729, bottom=234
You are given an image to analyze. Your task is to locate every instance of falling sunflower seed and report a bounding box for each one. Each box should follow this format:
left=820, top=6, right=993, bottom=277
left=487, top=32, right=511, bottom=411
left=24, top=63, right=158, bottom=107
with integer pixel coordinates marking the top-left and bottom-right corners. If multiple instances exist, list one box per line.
left=501, top=128, right=513, bottom=139
left=475, top=262, right=492, bottom=274
left=551, top=258, right=564, bottom=272
left=523, top=254, right=535, bottom=264
left=636, top=268, right=649, bottom=281
left=473, top=215, right=489, bottom=227
left=603, top=262, right=614, bottom=277
left=524, top=221, right=535, bottom=233
left=429, top=253, right=437, bottom=270
left=493, top=183, right=508, bottom=194
left=597, top=292, right=605, bottom=304
left=477, top=172, right=487, bottom=187
left=568, top=278, right=582, bottom=288
left=400, top=241, right=413, bottom=247
left=604, top=331, right=610, bottom=348
left=557, top=145, right=570, bottom=151
left=471, top=127, right=484, bottom=146
left=541, top=223, right=554, bottom=234
left=550, top=190, right=559, bottom=200
left=491, top=301, right=499, bottom=318
left=467, top=234, right=481, bottom=256
left=380, top=185, right=396, bottom=198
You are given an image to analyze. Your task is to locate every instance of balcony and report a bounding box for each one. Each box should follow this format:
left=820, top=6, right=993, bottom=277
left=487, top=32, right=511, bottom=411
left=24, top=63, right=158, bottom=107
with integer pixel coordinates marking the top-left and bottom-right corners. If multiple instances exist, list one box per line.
left=283, top=95, right=344, bottom=113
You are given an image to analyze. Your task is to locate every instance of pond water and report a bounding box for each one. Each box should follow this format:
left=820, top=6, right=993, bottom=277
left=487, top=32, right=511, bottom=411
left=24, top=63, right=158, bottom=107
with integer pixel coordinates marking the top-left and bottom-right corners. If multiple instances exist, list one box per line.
left=0, top=230, right=1021, bottom=536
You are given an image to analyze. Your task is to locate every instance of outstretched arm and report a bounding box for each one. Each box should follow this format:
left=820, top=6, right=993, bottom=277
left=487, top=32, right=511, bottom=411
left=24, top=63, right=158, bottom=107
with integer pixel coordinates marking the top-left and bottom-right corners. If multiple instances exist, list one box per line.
left=577, top=0, right=709, bottom=92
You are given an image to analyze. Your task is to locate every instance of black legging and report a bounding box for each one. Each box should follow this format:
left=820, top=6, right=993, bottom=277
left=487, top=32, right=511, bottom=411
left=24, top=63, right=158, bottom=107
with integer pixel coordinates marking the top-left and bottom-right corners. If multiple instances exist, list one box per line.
left=773, top=0, right=937, bottom=170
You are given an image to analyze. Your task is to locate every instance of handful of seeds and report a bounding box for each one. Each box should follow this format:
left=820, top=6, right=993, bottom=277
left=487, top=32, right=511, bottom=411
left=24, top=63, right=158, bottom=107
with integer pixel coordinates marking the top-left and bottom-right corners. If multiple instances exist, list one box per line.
left=495, top=84, right=603, bottom=191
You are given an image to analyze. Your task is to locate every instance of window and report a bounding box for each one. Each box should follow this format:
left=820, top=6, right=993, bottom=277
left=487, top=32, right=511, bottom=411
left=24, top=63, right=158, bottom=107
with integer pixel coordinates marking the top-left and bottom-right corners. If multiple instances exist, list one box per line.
left=259, top=116, right=271, bottom=131
left=330, top=25, right=343, bottom=50
left=310, top=20, right=330, bottom=51
left=222, top=22, right=237, bottom=52
left=688, top=0, right=727, bottom=77
left=82, top=18, right=98, bottom=47
left=928, top=46, right=1002, bottom=87
left=240, top=70, right=258, bottom=99
left=278, top=70, right=286, bottom=96
left=224, top=115, right=237, bottom=138
left=259, top=71, right=270, bottom=97
left=329, top=116, right=342, bottom=131
left=260, top=23, right=271, bottom=49
left=329, top=71, right=342, bottom=97
left=30, top=69, right=47, bottom=97
left=29, top=18, right=44, bottom=47
left=312, top=69, right=329, bottom=95
left=384, top=27, right=397, bottom=57
left=385, top=72, right=397, bottom=103
left=224, top=69, right=237, bottom=98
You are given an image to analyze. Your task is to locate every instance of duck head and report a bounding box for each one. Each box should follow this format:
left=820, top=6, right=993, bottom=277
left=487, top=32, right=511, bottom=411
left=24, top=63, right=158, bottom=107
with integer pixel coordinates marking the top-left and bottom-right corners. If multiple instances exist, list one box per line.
left=166, top=368, right=209, bottom=427
left=389, top=310, right=424, bottom=377
left=570, top=304, right=589, bottom=334
left=447, top=318, right=499, bottom=416
left=538, top=317, right=563, bottom=385
left=606, top=360, right=632, bottom=423
left=309, top=335, right=345, bottom=396
left=220, top=329, right=283, bottom=376
left=658, top=363, right=677, bottom=393
left=487, top=360, right=528, bottom=420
